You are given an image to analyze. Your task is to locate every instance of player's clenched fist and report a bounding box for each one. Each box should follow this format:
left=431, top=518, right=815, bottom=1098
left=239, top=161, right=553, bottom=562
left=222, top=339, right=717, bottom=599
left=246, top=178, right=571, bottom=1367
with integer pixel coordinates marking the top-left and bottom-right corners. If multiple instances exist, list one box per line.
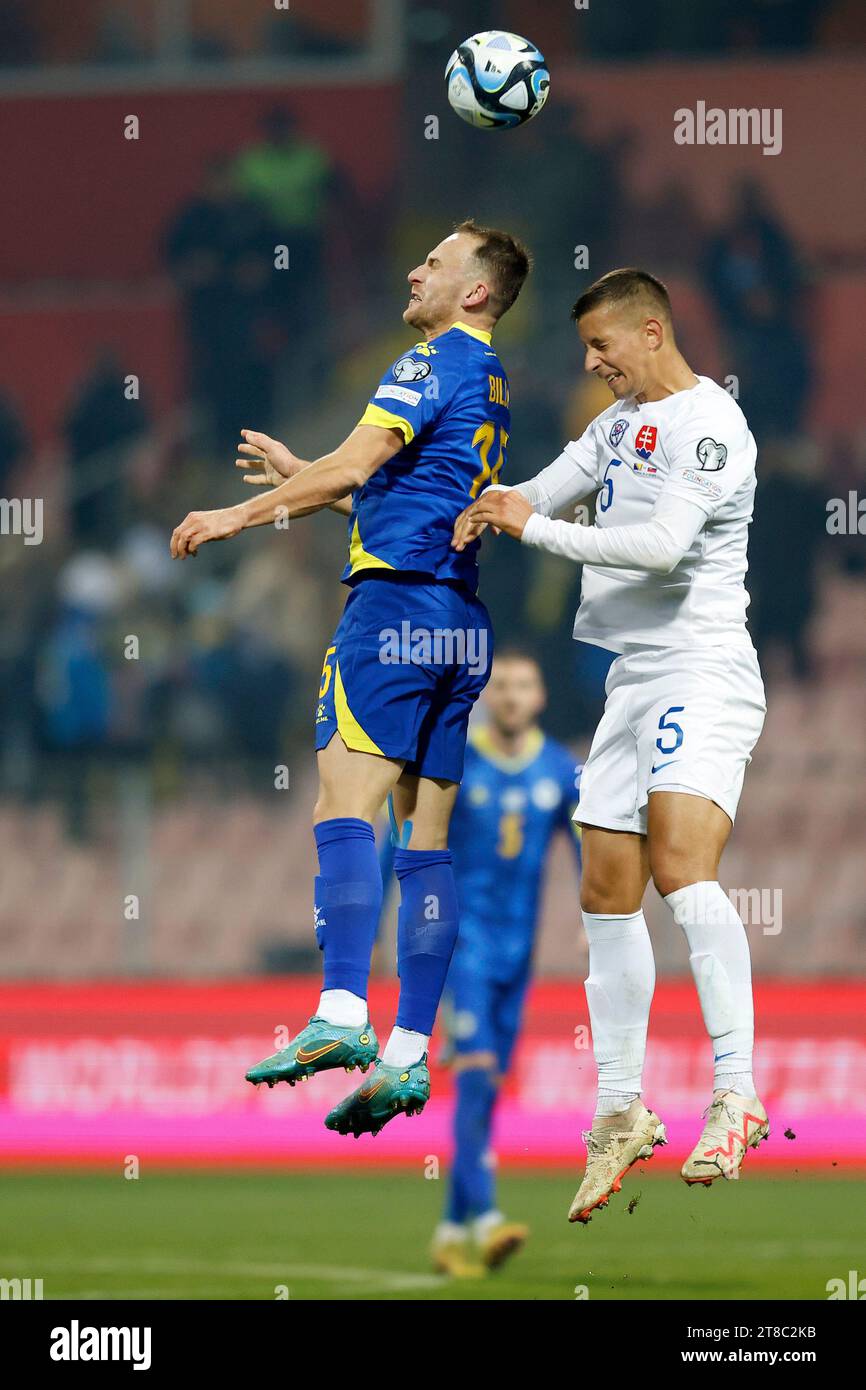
left=170, top=507, right=244, bottom=558
left=235, top=429, right=302, bottom=487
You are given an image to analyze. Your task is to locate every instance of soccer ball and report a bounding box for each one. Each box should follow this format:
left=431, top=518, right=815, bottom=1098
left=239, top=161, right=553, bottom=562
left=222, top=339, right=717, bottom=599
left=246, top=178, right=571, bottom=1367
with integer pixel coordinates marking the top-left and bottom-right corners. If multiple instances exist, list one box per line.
left=445, top=31, right=550, bottom=131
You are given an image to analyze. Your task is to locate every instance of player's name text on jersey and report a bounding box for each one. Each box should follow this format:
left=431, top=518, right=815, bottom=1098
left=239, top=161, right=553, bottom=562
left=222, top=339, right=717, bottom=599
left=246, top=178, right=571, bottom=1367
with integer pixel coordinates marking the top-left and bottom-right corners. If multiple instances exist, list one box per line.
left=488, top=374, right=509, bottom=406
left=378, top=622, right=489, bottom=677
left=674, top=101, right=782, bottom=156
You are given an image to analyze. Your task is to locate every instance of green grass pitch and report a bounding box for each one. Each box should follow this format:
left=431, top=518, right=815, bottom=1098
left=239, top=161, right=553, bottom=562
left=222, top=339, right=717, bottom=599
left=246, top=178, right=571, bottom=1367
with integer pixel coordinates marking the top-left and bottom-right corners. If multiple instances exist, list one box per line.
left=1, top=1170, right=861, bottom=1301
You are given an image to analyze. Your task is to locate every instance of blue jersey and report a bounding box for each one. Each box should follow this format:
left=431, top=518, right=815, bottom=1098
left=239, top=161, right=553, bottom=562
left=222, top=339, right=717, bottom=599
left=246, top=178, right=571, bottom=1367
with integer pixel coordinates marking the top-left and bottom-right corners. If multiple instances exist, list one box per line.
left=343, top=321, right=510, bottom=595
left=448, top=726, right=582, bottom=981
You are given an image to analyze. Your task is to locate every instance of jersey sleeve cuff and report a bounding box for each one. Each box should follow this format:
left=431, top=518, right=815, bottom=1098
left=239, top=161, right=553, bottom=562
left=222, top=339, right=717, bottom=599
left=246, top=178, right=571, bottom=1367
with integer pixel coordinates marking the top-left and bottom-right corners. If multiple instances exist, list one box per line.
left=521, top=511, right=549, bottom=547
left=358, top=403, right=415, bottom=444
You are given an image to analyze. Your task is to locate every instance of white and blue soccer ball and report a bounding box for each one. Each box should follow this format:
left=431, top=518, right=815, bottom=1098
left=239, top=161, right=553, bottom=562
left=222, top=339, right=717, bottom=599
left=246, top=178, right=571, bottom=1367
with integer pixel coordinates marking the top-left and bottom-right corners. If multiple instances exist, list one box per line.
left=445, top=31, right=550, bottom=131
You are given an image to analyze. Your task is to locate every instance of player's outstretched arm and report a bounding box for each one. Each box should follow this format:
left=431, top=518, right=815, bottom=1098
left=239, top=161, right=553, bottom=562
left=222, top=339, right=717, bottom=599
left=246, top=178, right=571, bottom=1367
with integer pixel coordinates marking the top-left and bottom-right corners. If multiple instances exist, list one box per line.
left=237, top=424, right=403, bottom=526
left=236, top=429, right=353, bottom=517
left=470, top=486, right=706, bottom=574
left=452, top=436, right=600, bottom=552
left=170, top=424, right=403, bottom=558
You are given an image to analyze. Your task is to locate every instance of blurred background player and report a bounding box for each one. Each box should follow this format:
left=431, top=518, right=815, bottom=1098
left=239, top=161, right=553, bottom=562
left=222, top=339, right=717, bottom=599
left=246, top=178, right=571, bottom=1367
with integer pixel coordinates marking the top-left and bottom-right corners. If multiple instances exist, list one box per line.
left=380, top=649, right=582, bottom=1275
left=171, top=221, right=530, bottom=1137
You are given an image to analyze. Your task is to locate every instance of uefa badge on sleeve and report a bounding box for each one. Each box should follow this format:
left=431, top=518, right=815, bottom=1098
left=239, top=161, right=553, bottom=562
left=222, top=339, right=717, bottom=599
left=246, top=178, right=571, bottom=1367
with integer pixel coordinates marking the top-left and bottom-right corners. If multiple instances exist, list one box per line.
left=393, top=357, right=431, bottom=383
left=696, top=437, right=728, bottom=471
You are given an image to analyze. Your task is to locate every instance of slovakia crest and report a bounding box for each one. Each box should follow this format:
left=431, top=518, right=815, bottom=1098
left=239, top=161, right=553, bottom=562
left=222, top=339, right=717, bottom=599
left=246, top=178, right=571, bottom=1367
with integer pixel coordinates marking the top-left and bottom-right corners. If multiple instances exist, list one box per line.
left=609, top=418, right=629, bottom=449
left=635, top=424, right=658, bottom=459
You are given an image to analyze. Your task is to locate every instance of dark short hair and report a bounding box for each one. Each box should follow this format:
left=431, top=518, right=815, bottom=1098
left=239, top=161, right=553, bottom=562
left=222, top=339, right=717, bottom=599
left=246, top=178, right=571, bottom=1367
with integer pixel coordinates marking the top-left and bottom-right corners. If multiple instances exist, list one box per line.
left=455, top=218, right=532, bottom=319
left=571, top=267, right=672, bottom=326
left=492, top=644, right=544, bottom=673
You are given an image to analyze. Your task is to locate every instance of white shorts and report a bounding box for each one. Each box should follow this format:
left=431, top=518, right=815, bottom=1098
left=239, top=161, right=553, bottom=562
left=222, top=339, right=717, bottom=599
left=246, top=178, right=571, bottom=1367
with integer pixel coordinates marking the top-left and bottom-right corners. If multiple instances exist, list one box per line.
left=576, top=644, right=766, bottom=835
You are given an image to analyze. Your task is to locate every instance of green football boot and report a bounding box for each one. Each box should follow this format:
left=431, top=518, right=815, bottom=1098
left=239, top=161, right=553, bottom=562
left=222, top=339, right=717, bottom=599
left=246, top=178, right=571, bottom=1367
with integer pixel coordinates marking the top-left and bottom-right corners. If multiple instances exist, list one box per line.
left=245, top=1016, right=378, bottom=1088
left=324, top=1055, right=431, bottom=1137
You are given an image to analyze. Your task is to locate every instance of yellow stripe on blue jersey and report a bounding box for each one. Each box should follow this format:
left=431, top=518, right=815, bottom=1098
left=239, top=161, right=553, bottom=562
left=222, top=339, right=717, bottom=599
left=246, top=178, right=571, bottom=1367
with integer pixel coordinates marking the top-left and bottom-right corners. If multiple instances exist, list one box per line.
left=347, top=517, right=394, bottom=576
left=357, top=402, right=415, bottom=445
left=334, top=660, right=384, bottom=755
left=344, top=321, right=510, bottom=593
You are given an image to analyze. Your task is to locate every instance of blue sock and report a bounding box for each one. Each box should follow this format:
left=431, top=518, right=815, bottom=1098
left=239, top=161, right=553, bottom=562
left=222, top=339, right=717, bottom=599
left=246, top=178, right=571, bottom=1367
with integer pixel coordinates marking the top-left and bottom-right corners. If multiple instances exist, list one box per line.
left=313, top=817, right=382, bottom=1000
left=393, top=847, right=459, bottom=1036
left=446, top=1068, right=498, bottom=1222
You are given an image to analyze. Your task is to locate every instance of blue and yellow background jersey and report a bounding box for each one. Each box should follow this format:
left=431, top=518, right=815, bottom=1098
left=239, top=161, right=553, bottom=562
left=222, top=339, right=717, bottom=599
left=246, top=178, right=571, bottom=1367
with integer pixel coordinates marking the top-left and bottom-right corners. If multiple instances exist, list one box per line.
left=342, top=321, right=510, bottom=594
left=380, top=725, right=582, bottom=982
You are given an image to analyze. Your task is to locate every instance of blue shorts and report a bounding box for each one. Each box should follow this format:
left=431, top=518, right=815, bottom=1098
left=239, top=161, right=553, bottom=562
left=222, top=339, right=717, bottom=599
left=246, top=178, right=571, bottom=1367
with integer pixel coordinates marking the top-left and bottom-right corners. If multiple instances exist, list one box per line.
left=444, top=945, right=531, bottom=1076
left=315, top=574, right=493, bottom=783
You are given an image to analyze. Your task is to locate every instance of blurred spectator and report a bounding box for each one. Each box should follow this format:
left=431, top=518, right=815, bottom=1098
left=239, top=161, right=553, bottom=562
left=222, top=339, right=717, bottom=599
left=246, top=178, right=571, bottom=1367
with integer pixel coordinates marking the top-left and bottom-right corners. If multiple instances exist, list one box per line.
left=63, top=351, right=150, bottom=547
left=0, top=391, right=28, bottom=497
left=703, top=179, right=812, bottom=438
left=224, top=526, right=343, bottom=676
left=162, top=157, right=280, bottom=444
left=262, top=10, right=358, bottom=59
left=626, top=177, right=707, bottom=273
left=229, top=107, right=355, bottom=406
left=827, top=429, right=866, bottom=579
left=92, top=9, right=148, bottom=65
left=748, top=440, right=828, bottom=680
left=230, top=106, right=332, bottom=279
left=582, top=0, right=828, bottom=55
left=0, top=0, right=38, bottom=65
left=729, top=0, right=829, bottom=52
left=35, top=553, right=120, bottom=839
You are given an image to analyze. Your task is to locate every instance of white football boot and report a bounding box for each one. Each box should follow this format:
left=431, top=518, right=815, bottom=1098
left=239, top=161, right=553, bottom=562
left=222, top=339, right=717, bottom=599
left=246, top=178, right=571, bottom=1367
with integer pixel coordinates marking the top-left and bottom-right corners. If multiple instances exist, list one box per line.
left=568, top=1099, right=667, bottom=1224
left=681, top=1089, right=770, bottom=1185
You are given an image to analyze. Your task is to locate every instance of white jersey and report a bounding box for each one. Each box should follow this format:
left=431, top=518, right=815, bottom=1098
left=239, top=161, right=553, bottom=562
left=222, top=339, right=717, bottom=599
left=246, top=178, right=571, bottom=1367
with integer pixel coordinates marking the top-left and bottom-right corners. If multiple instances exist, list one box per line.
left=538, top=376, right=756, bottom=653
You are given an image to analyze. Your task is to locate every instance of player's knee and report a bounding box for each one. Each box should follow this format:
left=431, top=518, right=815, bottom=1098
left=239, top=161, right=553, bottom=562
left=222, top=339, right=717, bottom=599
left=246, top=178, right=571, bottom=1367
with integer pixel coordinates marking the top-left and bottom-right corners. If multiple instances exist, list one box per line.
left=404, top=824, right=449, bottom=851
left=313, top=786, right=376, bottom=825
left=580, top=881, right=612, bottom=914
left=313, top=793, right=345, bottom=824
left=580, top=875, right=642, bottom=916
left=650, top=848, right=712, bottom=899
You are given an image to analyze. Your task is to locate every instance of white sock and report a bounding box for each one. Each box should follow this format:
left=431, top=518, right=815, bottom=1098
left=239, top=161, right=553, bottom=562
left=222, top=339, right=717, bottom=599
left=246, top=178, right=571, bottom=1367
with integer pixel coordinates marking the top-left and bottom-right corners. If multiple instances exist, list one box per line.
left=582, top=910, right=656, bottom=1107
left=381, top=1025, right=428, bottom=1068
left=715, top=1074, right=755, bottom=1098
left=472, top=1210, right=504, bottom=1242
left=317, top=989, right=367, bottom=1028
left=595, top=1091, right=640, bottom=1118
left=665, top=881, right=755, bottom=1095
left=433, top=1220, right=467, bottom=1246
